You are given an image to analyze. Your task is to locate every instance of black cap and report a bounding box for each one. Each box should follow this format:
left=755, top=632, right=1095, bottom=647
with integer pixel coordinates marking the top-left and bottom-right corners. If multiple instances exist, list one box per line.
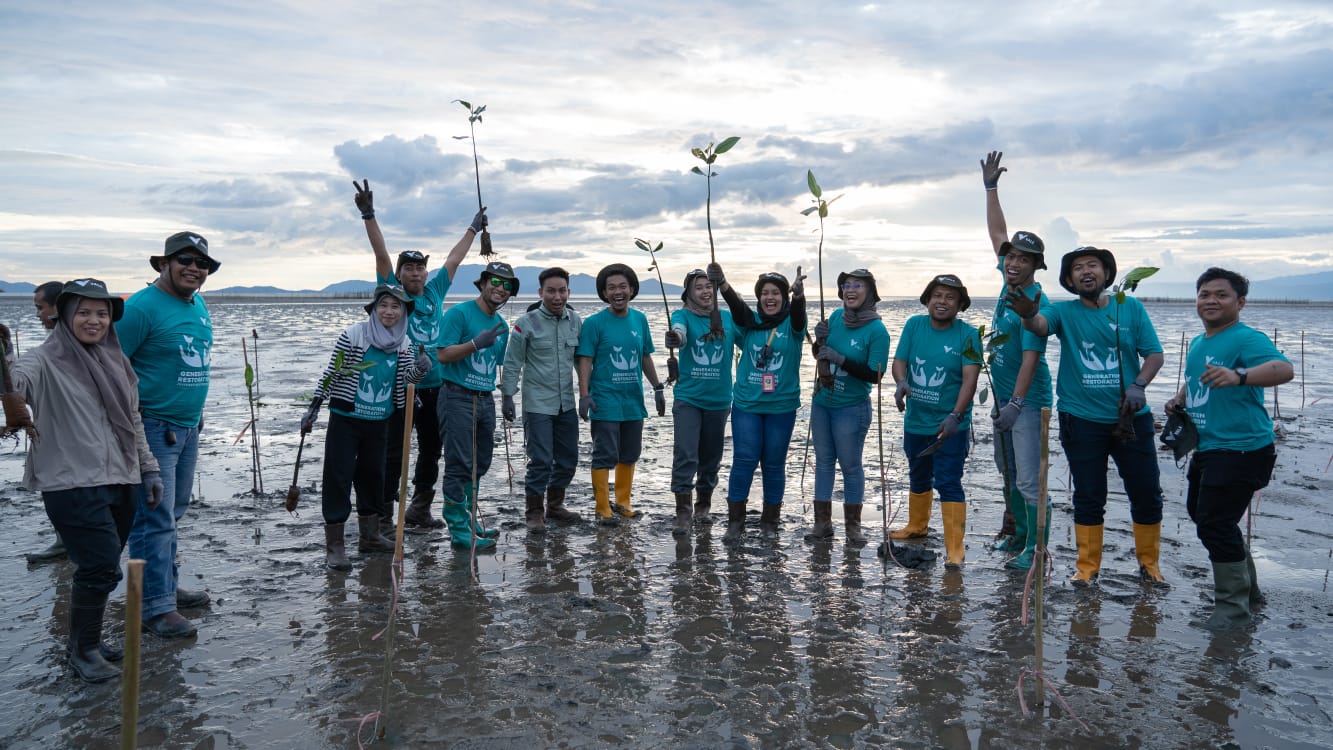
left=680, top=268, right=708, bottom=302
left=396, top=250, right=430, bottom=274
left=152, top=231, right=221, bottom=272
left=1059, top=246, right=1117, bottom=294
left=363, top=284, right=416, bottom=315
left=998, top=231, right=1047, bottom=269
left=754, top=272, right=790, bottom=299
left=919, top=274, right=971, bottom=311
left=836, top=268, right=880, bottom=305
left=56, top=278, right=124, bottom=322
left=596, top=263, right=639, bottom=303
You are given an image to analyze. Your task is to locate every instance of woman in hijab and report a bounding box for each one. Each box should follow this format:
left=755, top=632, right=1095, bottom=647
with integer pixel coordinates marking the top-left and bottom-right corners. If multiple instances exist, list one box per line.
left=716, top=264, right=807, bottom=542
left=808, top=269, right=890, bottom=544
left=5, top=278, right=161, bottom=683
left=301, top=285, right=431, bottom=570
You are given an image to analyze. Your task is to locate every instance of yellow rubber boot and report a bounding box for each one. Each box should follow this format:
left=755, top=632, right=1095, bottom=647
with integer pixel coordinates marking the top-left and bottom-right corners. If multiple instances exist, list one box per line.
left=941, top=502, right=966, bottom=569
left=613, top=463, right=639, bottom=518
left=1133, top=522, right=1167, bottom=585
left=592, top=469, right=615, bottom=524
left=1070, top=523, right=1104, bottom=587
left=889, top=491, right=934, bottom=540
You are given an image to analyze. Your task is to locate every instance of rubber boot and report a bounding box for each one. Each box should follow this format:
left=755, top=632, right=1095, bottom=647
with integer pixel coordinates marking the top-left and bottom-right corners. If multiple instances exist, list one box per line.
left=379, top=514, right=397, bottom=541
left=671, top=492, right=693, bottom=537
left=694, top=487, right=714, bottom=525
left=993, top=488, right=1027, bottom=552
left=1205, top=560, right=1253, bottom=630
left=889, top=491, right=933, bottom=540
left=442, top=494, right=497, bottom=550
left=1133, top=521, right=1167, bottom=585
left=545, top=486, right=581, bottom=524
left=941, top=502, right=966, bottom=569
left=1070, top=523, right=1104, bottom=588
left=465, top=484, right=500, bottom=539
left=804, top=500, right=834, bottom=541
left=68, top=588, right=119, bottom=684
left=324, top=522, right=352, bottom=571
left=26, top=531, right=68, bottom=563
left=760, top=503, right=781, bottom=540
left=405, top=486, right=445, bottom=529
left=592, top=469, right=617, bottom=526
left=844, top=503, right=867, bottom=546
left=722, top=501, right=747, bottom=545
left=525, top=492, right=546, bottom=534
left=358, top=514, right=394, bottom=553
left=612, top=463, right=639, bottom=519
left=1246, top=550, right=1264, bottom=607
left=1005, top=502, right=1052, bottom=571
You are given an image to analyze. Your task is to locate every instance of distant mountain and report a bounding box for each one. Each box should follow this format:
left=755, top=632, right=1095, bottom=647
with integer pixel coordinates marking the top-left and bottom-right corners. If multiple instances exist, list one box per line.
left=210, top=264, right=683, bottom=298
left=1135, top=269, right=1333, bottom=301
left=0, top=280, right=37, bottom=294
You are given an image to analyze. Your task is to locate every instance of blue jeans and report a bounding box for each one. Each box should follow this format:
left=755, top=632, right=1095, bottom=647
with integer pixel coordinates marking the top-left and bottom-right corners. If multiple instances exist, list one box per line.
left=993, top=400, right=1043, bottom=505
left=129, top=416, right=199, bottom=620
left=904, top=430, right=970, bottom=502
left=670, top=402, right=730, bottom=493
left=523, top=409, right=579, bottom=496
left=1058, top=411, right=1163, bottom=526
left=727, top=407, right=797, bottom=505
left=438, top=385, right=496, bottom=503
left=812, top=399, right=872, bottom=505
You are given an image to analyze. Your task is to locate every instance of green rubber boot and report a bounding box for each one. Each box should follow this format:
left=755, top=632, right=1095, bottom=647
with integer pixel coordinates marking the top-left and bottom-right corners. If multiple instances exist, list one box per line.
left=993, top=487, right=1028, bottom=552
left=1206, top=561, right=1253, bottom=630
left=464, top=483, right=500, bottom=540
left=442, top=494, right=497, bottom=550
left=1005, top=501, right=1051, bottom=571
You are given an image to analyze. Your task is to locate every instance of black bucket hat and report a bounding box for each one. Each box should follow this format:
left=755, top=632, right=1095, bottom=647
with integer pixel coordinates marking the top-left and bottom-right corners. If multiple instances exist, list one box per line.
left=1059, top=246, right=1117, bottom=294
left=56, top=278, right=124, bottom=322
left=474, top=261, right=520, bottom=295
left=396, top=250, right=430, bottom=275
left=151, top=231, right=221, bottom=273
left=754, top=272, right=790, bottom=299
left=836, top=268, right=880, bottom=305
left=596, top=263, right=639, bottom=303
left=919, top=274, right=972, bottom=311
left=998, top=230, right=1047, bottom=269
left=680, top=268, right=709, bottom=302
left=364, top=284, right=416, bottom=315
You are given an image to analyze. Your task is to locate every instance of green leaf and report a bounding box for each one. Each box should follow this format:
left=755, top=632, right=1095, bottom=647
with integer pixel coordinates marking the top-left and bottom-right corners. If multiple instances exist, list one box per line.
left=962, top=340, right=980, bottom=360
left=985, top=333, right=1011, bottom=350
left=714, top=136, right=740, bottom=154
left=349, top=361, right=375, bottom=372
left=978, top=387, right=989, bottom=405
left=1115, top=290, right=1127, bottom=304
left=474, top=104, right=487, bottom=115
left=710, top=171, right=718, bottom=177
left=635, top=238, right=650, bottom=252
left=244, top=363, right=255, bottom=389
left=691, top=166, right=704, bottom=175
left=706, top=155, right=717, bottom=164
left=457, top=100, right=472, bottom=110
left=800, top=206, right=818, bottom=216
left=654, top=242, right=663, bottom=251
left=691, top=147, right=706, bottom=160
left=818, top=204, right=828, bottom=218
left=807, top=170, right=822, bottom=198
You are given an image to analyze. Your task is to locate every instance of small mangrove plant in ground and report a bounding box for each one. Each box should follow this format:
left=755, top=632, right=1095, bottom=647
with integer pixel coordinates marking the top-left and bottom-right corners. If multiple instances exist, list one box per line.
left=690, top=135, right=740, bottom=340
left=637, top=237, right=679, bottom=384
left=239, top=334, right=264, bottom=495
left=802, top=169, right=843, bottom=389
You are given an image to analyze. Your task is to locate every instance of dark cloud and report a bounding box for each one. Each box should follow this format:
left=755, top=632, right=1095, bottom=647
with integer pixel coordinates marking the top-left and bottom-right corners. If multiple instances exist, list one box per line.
left=333, top=135, right=470, bottom=194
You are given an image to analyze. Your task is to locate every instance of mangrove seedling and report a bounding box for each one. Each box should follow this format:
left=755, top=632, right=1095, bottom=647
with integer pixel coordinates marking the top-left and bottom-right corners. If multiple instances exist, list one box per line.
left=454, top=99, right=494, bottom=257
left=287, top=351, right=375, bottom=511
left=637, top=237, right=679, bottom=384
left=690, top=135, right=740, bottom=340
left=1108, top=265, right=1159, bottom=441
left=801, top=170, right=843, bottom=389
left=241, top=336, right=264, bottom=495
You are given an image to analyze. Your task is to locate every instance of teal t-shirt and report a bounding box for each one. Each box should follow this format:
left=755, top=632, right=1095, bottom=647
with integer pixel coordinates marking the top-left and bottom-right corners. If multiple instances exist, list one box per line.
left=438, top=299, right=508, bottom=392
left=118, top=283, right=213, bottom=427
left=576, top=307, right=655, bottom=422
left=813, top=308, right=890, bottom=409
left=1044, top=295, right=1162, bottom=423
left=1183, top=322, right=1287, bottom=452
left=669, top=308, right=735, bottom=411
left=378, top=268, right=453, bottom=389
left=989, top=262, right=1053, bottom=407
left=893, top=315, right=982, bottom=435
left=733, top=318, right=804, bottom=414
left=330, top=345, right=397, bottom=421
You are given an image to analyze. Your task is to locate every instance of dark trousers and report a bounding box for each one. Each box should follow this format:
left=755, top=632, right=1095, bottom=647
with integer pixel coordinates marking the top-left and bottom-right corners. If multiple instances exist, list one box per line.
left=523, top=409, right=579, bottom=496
left=321, top=412, right=389, bottom=524
left=590, top=420, right=643, bottom=470
left=438, top=385, right=496, bottom=502
left=670, top=402, right=729, bottom=494
left=1186, top=444, right=1276, bottom=563
left=43, top=484, right=136, bottom=597
left=1058, top=411, right=1163, bottom=526
left=383, top=386, right=444, bottom=502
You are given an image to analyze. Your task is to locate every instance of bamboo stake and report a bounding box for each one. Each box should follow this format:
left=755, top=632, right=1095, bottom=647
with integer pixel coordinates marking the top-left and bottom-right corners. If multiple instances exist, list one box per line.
left=1175, top=331, right=1186, bottom=393
left=376, top=383, right=415, bottom=740
left=1033, top=407, right=1051, bottom=711
left=119, top=559, right=145, bottom=750
left=1300, top=330, right=1305, bottom=410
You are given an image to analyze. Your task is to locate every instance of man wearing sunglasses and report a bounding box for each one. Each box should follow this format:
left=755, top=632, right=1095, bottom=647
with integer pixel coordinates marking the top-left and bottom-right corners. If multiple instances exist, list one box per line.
left=432, top=262, right=516, bottom=550
left=118, top=231, right=221, bottom=639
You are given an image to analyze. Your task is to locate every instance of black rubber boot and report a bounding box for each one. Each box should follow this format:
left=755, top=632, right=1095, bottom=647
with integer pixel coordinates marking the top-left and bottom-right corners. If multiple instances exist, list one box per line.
left=525, top=492, right=547, bottom=534
left=404, top=486, right=445, bottom=529
left=671, top=492, right=693, bottom=537
left=722, top=501, right=747, bottom=545
left=545, top=486, right=581, bottom=524
left=693, top=487, right=714, bottom=525
left=760, top=503, right=781, bottom=540
left=325, top=523, right=351, bottom=571
left=845, top=503, right=867, bottom=546
left=68, top=588, right=119, bottom=684
left=26, top=532, right=67, bottom=563
left=358, top=515, right=394, bottom=553
left=804, top=501, right=834, bottom=541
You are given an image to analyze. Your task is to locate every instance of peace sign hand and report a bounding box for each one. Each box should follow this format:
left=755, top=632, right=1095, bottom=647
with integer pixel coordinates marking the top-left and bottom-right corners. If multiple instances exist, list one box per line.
left=353, top=179, right=374, bottom=219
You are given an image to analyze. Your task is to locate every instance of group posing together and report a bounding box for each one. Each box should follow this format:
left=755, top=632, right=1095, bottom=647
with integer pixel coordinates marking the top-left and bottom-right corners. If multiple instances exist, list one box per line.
left=1, top=152, right=1292, bottom=685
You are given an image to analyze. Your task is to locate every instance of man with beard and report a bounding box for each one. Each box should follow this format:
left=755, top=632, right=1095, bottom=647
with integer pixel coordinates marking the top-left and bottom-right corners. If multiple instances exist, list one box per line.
left=1007, top=247, right=1166, bottom=588
left=890, top=275, right=981, bottom=569
left=119, top=231, right=219, bottom=638
left=434, top=262, right=515, bottom=550
left=576, top=264, right=666, bottom=525
left=501, top=267, right=583, bottom=533
left=354, top=180, right=486, bottom=530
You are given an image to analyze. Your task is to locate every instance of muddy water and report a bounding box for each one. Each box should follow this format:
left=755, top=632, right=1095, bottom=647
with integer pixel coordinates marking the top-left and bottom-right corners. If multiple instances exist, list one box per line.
left=1, top=296, right=1331, bottom=749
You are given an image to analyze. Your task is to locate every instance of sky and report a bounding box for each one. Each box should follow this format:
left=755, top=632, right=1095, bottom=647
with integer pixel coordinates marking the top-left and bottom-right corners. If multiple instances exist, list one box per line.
left=2, top=1, right=1331, bottom=297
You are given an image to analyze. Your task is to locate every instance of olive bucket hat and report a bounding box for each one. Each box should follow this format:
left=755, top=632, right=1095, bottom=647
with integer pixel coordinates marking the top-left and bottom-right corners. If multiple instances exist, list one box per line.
left=364, top=284, right=416, bottom=315
left=56, top=278, right=125, bottom=322
left=919, top=274, right=972, bottom=311
left=151, top=231, right=221, bottom=273
left=998, top=231, right=1047, bottom=270
left=1059, top=246, right=1117, bottom=294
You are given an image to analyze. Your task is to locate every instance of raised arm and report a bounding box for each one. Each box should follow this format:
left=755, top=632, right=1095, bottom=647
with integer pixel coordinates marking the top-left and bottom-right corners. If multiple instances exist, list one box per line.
left=439, top=208, right=488, bottom=282
left=354, top=180, right=394, bottom=281
left=982, top=151, right=1009, bottom=256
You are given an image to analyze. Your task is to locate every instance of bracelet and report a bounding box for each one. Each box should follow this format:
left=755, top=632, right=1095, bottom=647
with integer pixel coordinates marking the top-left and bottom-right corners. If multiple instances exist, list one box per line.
left=949, top=411, right=963, bottom=420
left=653, top=383, right=665, bottom=391
left=985, top=186, right=998, bottom=192
left=1133, top=378, right=1148, bottom=388
left=361, top=211, right=375, bottom=220
left=1009, top=396, right=1025, bottom=408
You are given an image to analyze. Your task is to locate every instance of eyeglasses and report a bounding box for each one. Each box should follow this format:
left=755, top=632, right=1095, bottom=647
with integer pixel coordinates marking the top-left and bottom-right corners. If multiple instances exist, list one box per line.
left=488, top=278, right=514, bottom=291
left=173, top=255, right=211, bottom=269
left=839, top=281, right=864, bottom=291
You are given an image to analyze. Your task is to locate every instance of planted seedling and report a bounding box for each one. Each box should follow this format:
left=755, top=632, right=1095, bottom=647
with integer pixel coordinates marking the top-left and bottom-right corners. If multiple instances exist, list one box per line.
left=286, top=351, right=376, bottom=512
left=801, top=170, right=844, bottom=389
left=1108, top=266, right=1159, bottom=441
left=690, top=135, right=740, bottom=340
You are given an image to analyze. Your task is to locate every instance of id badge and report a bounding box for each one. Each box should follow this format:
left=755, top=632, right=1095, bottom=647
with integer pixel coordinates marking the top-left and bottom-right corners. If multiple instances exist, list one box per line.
left=761, top=373, right=776, bottom=393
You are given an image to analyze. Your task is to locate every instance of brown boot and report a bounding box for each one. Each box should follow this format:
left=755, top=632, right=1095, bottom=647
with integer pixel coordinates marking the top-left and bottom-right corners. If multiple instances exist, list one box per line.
left=525, top=492, right=546, bottom=533
left=545, top=486, right=581, bottom=523
left=759, top=503, right=781, bottom=540
left=844, top=503, right=867, bottom=546
left=671, top=492, right=693, bottom=537
left=404, top=486, right=445, bottom=529
left=804, top=500, right=834, bottom=541
left=357, top=514, right=394, bottom=553
left=325, top=523, right=351, bottom=571
left=722, top=501, right=747, bottom=545
left=694, top=487, right=714, bottom=525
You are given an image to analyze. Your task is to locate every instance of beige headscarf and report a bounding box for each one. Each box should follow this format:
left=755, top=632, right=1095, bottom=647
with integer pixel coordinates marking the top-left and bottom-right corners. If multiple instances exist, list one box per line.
left=48, top=296, right=139, bottom=469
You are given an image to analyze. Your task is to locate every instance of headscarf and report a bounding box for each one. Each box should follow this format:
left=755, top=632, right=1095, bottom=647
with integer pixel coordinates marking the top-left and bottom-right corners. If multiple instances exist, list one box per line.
left=364, top=290, right=411, bottom=353
left=752, top=276, right=792, bottom=331
left=47, top=296, right=139, bottom=470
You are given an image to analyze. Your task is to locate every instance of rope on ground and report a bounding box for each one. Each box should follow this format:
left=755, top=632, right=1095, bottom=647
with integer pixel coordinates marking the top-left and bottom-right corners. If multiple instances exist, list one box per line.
left=1016, top=668, right=1092, bottom=732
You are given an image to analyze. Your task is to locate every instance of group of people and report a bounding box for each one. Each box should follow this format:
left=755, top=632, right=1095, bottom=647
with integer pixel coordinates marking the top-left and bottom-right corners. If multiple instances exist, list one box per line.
left=1, top=152, right=1293, bottom=684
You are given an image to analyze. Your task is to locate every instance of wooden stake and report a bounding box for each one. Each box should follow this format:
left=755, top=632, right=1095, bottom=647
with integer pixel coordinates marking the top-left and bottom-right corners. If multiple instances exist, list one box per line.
left=376, top=383, right=415, bottom=739
left=120, top=559, right=145, bottom=750
left=1033, top=407, right=1051, bottom=711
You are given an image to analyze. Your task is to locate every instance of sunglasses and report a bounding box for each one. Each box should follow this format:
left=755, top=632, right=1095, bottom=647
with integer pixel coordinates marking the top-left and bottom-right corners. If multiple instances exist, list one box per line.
left=488, top=278, right=514, bottom=291
left=839, top=281, right=864, bottom=291
left=173, top=255, right=212, bottom=269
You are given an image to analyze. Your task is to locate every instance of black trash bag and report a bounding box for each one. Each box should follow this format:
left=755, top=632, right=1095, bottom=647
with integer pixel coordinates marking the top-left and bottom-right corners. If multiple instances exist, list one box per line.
left=1160, top=406, right=1199, bottom=464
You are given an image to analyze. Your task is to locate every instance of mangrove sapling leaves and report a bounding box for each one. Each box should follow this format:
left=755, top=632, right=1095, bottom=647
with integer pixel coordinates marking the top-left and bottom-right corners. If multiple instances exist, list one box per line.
left=808, top=170, right=822, bottom=199
left=714, top=136, right=740, bottom=155
left=244, top=363, right=255, bottom=389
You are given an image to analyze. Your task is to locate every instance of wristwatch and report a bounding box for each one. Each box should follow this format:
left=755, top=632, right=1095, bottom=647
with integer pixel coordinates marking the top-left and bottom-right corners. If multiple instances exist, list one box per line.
left=1235, top=366, right=1248, bottom=385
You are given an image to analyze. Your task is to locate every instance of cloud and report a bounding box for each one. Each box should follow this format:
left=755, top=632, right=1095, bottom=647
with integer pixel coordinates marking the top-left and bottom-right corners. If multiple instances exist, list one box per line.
left=333, top=135, right=470, bottom=194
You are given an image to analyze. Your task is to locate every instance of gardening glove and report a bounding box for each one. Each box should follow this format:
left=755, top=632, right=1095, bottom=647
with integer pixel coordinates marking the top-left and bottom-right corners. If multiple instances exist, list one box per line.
left=993, top=398, right=1022, bottom=432
left=0, top=322, right=11, bottom=357
left=470, top=323, right=504, bottom=351
left=353, top=179, right=374, bottom=219
left=1122, top=383, right=1148, bottom=412
left=815, top=345, right=845, bottom=367
left=664, top=330, right=683, bottom=349
left=579, top=394, right=595, bottom=420
left=894, top=380, right=912, bottom=412
left=1004, top=288, right=1041, bottom=320
left=981, top=151, right=1006, bottom=190
left=791, top=267, right=806, bottom=298
left=143, top=471, right=163, bottom=509
left=469, top=207, right=488, bottom=234
left=653, top=384, right=666, bottom=417
left=707, top=262, right=726, bottom=287
left=301, top=397, right=323, bottom=435
left=937, top=412, right=962, bottom=440
left=814, top=319, right=829, bottom=340
left=414, top=345, right=432, bottom=373
left=501, top=394, right=516, bottom=422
